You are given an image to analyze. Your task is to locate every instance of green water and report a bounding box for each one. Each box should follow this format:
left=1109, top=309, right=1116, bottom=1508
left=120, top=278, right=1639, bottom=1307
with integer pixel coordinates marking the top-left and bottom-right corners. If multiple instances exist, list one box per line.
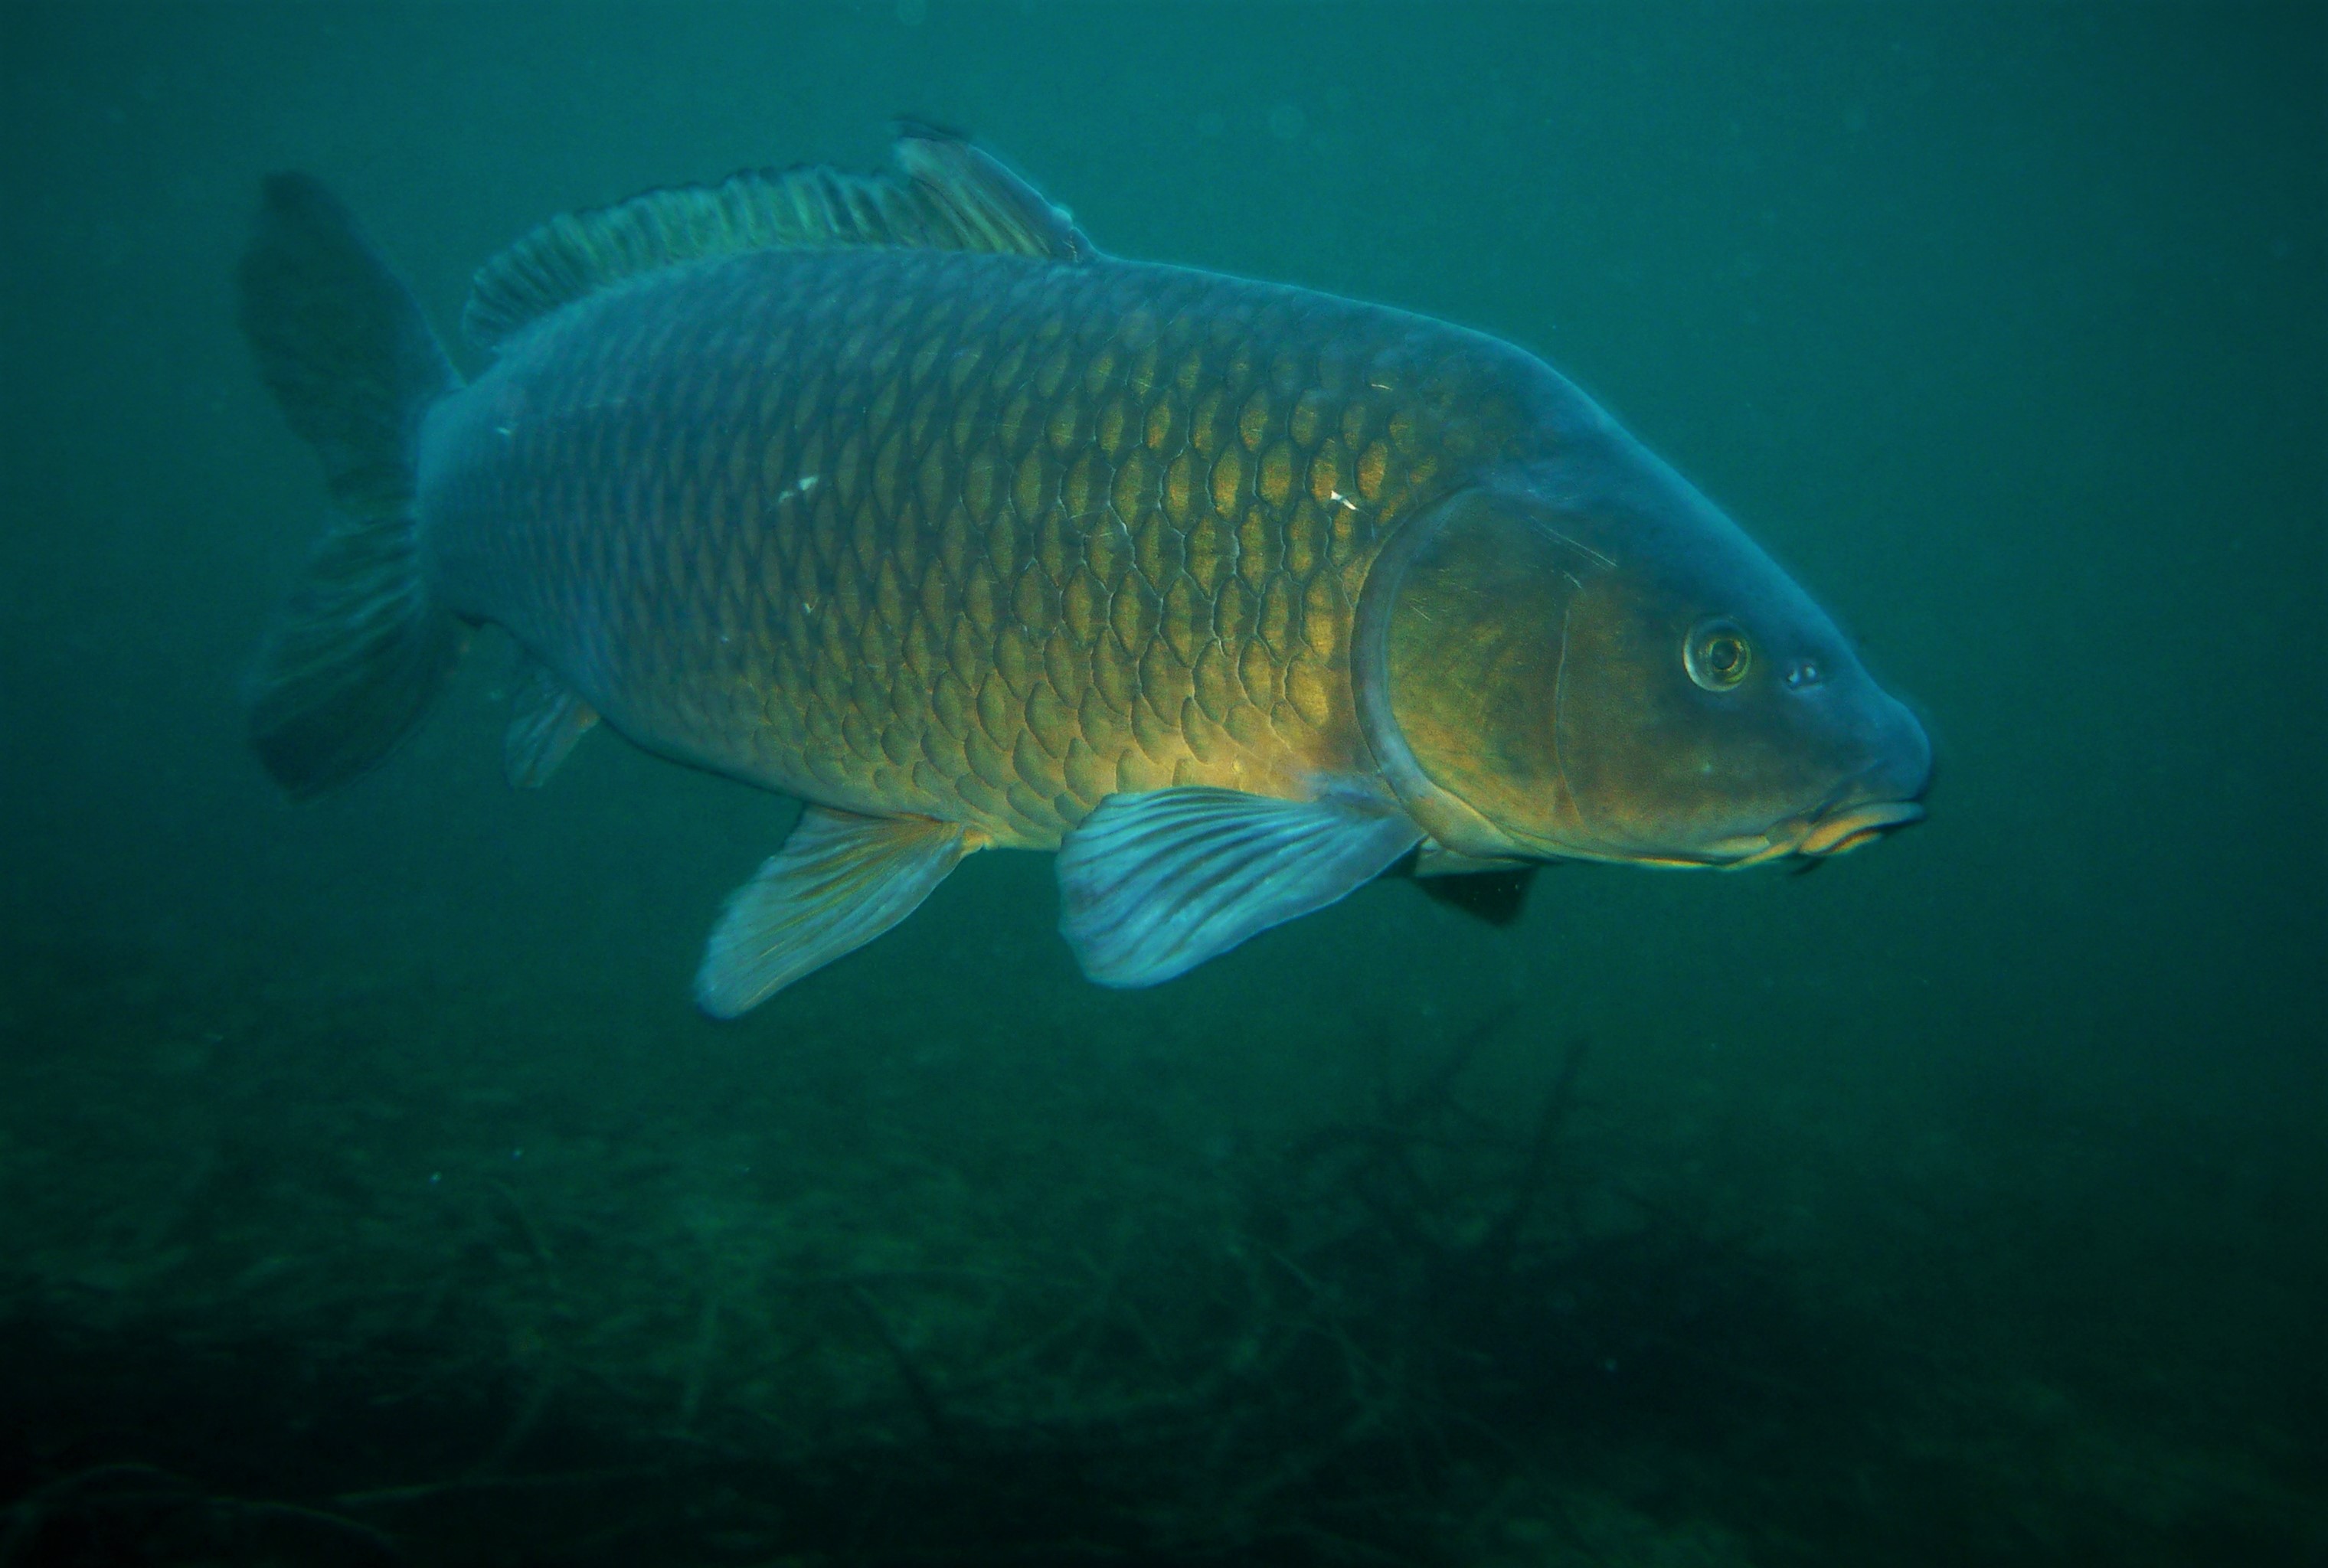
left=2, top=4, right=2320, bottom=1563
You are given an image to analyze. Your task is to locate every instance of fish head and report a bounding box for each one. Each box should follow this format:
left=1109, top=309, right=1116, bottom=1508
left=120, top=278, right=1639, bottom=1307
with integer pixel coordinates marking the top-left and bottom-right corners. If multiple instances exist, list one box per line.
left=1355, top=430, right=1931, bottom=871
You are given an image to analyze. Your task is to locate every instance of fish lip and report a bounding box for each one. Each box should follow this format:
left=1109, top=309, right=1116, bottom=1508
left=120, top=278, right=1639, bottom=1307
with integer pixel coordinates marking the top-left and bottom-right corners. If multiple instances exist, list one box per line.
left=1780, top=746, right=1932, bottom=858
left=1704, top=792, right=1926, bottom=869
left=1795, top=796, right=1925, bottom=858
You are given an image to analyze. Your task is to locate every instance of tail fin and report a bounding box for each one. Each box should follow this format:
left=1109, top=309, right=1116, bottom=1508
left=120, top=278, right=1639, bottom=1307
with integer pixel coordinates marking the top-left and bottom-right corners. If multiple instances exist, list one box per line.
left=238, top=173, right=463, bottom=797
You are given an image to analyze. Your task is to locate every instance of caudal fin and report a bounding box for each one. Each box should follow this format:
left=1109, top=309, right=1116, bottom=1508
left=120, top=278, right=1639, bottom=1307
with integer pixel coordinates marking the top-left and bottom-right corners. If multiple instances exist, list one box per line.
left=239, top=173, right=463, bottom=797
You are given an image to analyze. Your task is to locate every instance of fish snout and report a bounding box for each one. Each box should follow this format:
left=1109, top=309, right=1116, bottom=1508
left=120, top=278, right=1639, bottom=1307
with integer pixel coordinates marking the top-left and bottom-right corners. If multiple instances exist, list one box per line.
left=1798, top=703, right=1934, bottom=858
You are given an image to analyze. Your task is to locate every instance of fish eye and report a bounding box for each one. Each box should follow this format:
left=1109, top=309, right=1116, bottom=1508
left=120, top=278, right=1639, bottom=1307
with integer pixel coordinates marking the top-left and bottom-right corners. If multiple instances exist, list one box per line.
left=1685, top=619, right=1753, bottom=691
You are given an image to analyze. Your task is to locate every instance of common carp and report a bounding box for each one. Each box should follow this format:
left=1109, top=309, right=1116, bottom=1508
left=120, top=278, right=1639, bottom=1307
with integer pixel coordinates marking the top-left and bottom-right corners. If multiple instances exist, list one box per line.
left=239, top=127, right=1931, bottom=1015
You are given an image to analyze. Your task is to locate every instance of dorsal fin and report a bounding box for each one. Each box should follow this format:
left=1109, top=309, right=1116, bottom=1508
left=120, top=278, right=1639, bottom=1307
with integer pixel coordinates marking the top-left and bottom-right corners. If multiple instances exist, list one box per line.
left=463, top=126, right=1094, bottom=350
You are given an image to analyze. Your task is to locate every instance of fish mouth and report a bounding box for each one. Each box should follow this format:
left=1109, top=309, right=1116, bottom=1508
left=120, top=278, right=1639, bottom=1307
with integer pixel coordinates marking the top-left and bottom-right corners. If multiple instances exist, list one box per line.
left=1796, top=796, right=1925, bottom=857
left=1704, top=796, right=1926, bottom=868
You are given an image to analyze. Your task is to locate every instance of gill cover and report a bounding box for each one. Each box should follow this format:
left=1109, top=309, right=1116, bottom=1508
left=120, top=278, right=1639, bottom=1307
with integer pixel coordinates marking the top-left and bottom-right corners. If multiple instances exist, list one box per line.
left=1355, top=486, right=1605, bottom=861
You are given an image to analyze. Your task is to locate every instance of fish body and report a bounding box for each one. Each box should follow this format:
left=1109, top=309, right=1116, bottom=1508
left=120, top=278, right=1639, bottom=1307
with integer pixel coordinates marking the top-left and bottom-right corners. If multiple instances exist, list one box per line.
left=239, top=131, right=1931, bottom=1014
left=423, top=242, right=1566, bottom=849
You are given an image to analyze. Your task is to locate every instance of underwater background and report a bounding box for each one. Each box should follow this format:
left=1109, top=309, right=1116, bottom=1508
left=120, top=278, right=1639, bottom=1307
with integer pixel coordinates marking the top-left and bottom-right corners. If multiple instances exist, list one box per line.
left=2, top=3, right=2321, bottom=1563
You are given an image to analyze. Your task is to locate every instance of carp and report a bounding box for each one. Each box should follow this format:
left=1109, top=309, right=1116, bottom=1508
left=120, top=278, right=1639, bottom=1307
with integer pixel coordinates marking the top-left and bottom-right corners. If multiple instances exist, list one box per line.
left=239, top=128, right=1930, bottom=1014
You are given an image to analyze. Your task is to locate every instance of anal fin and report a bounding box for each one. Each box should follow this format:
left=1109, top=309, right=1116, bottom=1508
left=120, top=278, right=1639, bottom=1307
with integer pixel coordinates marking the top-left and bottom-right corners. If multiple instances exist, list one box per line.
left=695, top=808, right=976, bottom=1018
left=504, top=655, right=599, bottom=787
left=1056, top=787, right=1421, bottom=988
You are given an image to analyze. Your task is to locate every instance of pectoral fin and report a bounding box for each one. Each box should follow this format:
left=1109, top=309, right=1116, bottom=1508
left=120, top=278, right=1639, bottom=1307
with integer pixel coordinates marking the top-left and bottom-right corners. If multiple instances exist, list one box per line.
left=1056, top=788, right=1421, bottom=988
left=1412, top=844, right=1529, bottom=878
left=1414, top=864, right=1538, bottom=926
left=695, top=808, right=975, bottom=1018
left=504, top=655, right=598, bottom=787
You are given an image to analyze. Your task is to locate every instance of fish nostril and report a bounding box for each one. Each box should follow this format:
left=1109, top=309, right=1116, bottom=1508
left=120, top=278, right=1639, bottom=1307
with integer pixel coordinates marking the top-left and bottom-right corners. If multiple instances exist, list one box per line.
left=1784, top=658, right=1824, bottom=691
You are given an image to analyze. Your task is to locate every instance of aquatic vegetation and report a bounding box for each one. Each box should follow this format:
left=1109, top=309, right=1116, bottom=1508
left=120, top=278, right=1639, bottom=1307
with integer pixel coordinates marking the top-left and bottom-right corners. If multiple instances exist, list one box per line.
left=2, top=952, right=2315, bottom=1564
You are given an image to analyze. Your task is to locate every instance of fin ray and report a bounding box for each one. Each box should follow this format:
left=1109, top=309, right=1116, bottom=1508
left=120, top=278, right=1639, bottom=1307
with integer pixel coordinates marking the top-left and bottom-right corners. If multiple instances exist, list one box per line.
left=503, top=655, right=600, bottom=788
left=1056, top=788, right=1421, bottom=988
left=695, top=808, right=974, bottom=1018
left=240, top=173, right=465, bottom=796
left=466, top=127, right=1092, bottom=350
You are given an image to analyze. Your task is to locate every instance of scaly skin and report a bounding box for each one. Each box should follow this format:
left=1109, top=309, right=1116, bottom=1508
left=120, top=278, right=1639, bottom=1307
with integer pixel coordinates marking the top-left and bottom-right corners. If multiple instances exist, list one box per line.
left=422, top=243, right=1570, bottom=848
